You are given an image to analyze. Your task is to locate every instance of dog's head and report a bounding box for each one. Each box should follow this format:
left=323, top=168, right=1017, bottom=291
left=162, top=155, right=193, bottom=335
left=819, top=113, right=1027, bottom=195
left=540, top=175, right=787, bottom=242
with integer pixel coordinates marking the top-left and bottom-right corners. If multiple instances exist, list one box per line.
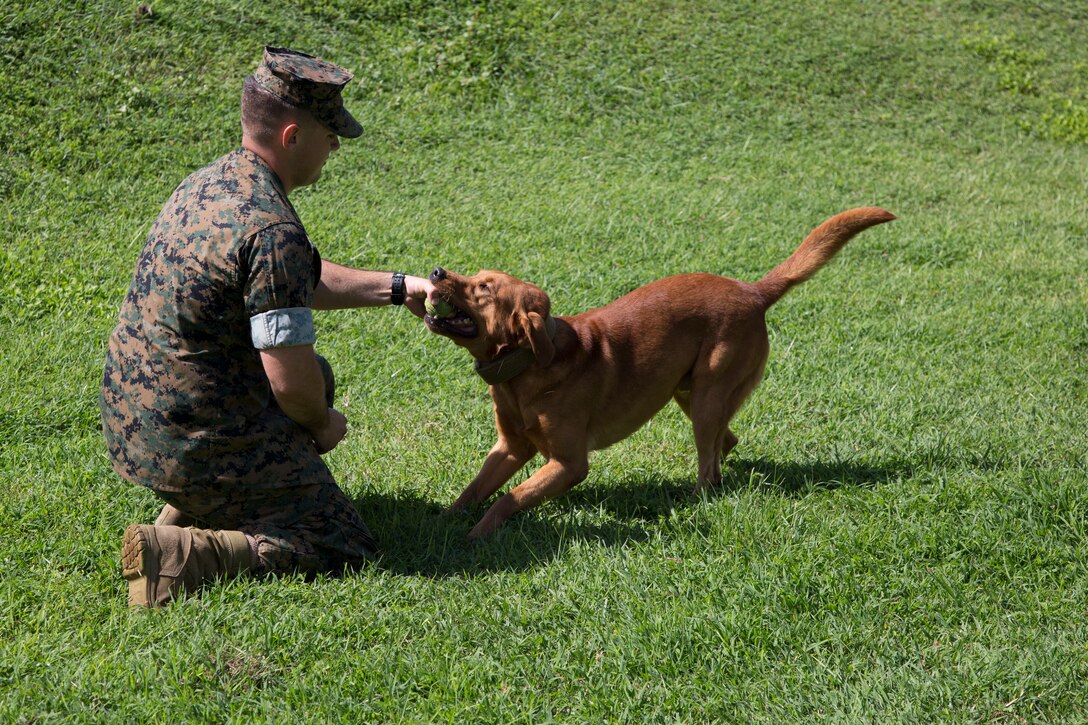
left=424, top=266, right=555, bottom=367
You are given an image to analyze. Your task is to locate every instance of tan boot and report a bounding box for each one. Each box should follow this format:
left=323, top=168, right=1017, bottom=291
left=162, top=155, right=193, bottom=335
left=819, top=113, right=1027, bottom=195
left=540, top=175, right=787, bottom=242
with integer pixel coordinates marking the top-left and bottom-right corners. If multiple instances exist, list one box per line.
left=154, top=504, right=196, bottom=527
left=121, top=524, right=252, bottom=608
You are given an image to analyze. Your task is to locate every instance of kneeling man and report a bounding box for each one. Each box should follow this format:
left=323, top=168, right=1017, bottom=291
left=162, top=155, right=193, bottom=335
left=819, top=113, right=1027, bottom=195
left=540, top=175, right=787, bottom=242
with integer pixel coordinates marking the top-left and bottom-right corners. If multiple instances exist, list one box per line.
left=101, top=46, right=433, bottom=607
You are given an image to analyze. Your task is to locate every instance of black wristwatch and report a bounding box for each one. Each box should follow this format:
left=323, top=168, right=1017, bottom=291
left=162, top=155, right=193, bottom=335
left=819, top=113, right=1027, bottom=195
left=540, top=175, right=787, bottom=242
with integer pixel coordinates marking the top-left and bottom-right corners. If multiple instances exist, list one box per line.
left=390, top=272, right=406, bottom=305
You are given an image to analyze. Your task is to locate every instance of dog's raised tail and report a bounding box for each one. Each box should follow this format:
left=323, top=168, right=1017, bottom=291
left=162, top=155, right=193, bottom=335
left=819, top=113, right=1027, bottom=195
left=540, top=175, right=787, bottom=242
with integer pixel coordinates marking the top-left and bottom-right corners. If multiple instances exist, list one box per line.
left=754, top=207, right=896, bottom=306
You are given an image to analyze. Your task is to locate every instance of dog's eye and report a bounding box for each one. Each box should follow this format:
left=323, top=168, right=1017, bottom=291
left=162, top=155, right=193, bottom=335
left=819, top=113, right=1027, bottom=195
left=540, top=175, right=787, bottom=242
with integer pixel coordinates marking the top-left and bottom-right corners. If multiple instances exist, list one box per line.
left=479, top=282, right=490, bottom=292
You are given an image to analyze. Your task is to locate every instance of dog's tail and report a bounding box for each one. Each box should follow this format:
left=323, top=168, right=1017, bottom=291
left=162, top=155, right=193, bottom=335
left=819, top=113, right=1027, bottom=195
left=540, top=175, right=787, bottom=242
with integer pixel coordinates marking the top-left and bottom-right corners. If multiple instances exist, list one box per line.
left=754, top=207, right=896, bottom=307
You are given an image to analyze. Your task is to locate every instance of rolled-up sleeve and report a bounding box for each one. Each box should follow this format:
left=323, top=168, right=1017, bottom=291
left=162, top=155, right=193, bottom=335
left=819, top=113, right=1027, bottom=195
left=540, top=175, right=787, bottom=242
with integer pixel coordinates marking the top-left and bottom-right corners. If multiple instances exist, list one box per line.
left=242, top=222, right=321, bottom=349
left=249, top=307, right=316, bottom=349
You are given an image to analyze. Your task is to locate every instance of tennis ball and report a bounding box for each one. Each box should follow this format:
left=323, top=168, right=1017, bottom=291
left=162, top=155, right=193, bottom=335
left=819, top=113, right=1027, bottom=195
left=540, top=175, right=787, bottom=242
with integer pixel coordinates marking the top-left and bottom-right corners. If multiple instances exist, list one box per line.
left=426, top=299, right=455, bottom=317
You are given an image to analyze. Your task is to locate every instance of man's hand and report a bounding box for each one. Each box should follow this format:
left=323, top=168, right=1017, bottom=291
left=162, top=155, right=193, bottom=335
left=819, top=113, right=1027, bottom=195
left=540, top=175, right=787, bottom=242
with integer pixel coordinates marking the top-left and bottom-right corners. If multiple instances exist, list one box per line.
left=260, top=345, right=342, bottom=453
left=403, top=274, right=435, bottom=319
left=312, top=408, right=348, bottom=454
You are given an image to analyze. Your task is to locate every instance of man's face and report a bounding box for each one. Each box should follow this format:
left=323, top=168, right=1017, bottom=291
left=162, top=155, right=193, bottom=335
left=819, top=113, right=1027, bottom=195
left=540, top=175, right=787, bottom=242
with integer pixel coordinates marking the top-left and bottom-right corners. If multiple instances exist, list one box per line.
left=291, top=114, right=340, bottom=187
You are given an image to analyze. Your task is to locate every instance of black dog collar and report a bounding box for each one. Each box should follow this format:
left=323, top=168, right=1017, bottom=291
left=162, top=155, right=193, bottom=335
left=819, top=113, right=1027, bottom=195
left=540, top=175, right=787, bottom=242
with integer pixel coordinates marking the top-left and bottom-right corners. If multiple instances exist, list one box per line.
left=475, top=316, right=557, bottom=385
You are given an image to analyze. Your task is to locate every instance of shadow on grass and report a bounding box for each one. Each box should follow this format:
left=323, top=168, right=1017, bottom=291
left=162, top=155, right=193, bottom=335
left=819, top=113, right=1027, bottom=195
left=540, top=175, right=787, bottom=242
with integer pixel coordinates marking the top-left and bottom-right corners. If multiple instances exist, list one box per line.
left=720, top=456, right=913, bottom=495
left=354, top=456, right=912, bottom=579
left=353, top=487, right=662, bottom=579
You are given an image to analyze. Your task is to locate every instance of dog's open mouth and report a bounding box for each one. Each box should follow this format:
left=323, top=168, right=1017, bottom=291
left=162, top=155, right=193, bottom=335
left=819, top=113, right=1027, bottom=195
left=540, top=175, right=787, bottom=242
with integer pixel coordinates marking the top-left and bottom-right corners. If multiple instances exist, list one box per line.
left=424, top=301, right=478, bottom=338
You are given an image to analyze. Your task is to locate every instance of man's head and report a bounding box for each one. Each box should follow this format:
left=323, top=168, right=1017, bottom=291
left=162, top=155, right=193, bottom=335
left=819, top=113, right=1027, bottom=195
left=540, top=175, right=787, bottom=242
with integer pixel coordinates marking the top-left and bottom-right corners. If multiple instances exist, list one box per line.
left=241, top=47, right=362, bottom=193
left=248, top=46, right=362, bottom=138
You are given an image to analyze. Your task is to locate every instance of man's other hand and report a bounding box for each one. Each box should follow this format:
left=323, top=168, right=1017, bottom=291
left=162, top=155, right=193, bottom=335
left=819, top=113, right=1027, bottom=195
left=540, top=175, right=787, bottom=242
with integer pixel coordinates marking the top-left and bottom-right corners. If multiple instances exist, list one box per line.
left=313, top=408, right=348, bottom=454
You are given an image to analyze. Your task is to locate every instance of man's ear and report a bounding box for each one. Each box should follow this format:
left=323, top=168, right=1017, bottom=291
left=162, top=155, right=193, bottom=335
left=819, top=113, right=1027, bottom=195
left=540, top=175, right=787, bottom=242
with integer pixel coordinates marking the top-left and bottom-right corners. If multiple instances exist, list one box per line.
left=279, top=122, right=301, bottom=150
left=519, top=311, right=555, bottom=367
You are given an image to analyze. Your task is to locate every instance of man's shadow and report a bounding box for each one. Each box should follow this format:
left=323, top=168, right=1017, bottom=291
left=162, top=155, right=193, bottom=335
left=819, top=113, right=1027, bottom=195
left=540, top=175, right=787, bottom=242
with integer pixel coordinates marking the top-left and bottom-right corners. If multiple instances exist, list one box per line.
left=354, top=456, right=913, bottom=578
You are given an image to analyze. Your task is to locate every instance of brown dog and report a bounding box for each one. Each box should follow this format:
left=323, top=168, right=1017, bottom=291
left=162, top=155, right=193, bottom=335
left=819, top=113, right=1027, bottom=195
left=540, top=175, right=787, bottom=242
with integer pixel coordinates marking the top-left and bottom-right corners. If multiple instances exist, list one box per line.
left=425, top=207, right=895, bottom=539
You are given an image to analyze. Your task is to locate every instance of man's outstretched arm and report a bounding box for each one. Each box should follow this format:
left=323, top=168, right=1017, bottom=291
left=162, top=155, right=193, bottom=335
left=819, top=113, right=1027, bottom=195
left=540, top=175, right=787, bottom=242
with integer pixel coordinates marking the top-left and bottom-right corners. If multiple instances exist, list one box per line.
left=313, top=261, right=433, bottom=317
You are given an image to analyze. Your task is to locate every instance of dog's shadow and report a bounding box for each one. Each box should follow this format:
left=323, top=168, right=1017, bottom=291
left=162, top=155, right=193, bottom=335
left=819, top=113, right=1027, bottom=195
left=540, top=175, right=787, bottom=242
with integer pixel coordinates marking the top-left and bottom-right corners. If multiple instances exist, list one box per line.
left=355, top=456, right=909, bottom=579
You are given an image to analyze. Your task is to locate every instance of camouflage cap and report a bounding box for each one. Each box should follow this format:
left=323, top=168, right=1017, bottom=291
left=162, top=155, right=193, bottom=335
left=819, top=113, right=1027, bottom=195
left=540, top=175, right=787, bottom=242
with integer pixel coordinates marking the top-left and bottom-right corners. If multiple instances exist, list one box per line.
left=252, top=46, right=363, bottom=138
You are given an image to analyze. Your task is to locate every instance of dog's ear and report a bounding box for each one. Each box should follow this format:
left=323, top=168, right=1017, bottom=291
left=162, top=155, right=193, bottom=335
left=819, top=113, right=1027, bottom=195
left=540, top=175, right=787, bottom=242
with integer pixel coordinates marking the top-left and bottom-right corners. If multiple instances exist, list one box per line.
left=505, top=282, right=554, bottom=366
left=519, top=311, right=555, bottom=367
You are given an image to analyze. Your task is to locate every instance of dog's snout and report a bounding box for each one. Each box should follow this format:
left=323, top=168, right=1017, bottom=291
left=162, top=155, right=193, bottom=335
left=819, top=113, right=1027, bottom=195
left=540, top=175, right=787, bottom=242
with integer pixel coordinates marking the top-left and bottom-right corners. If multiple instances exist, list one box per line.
left=431, top=267, right=448, bottom=283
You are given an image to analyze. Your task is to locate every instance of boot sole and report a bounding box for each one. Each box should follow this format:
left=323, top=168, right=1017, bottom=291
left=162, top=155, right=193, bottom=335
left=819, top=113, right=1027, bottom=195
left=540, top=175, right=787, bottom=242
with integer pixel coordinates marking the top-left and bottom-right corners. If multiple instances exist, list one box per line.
left=121, top=524, right=158, bottom=607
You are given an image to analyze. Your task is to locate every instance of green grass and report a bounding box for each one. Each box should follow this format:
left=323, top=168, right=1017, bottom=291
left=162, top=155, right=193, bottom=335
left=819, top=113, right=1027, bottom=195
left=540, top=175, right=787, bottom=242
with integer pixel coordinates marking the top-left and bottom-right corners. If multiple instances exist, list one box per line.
left=3, top=0, right=1088, bottom=720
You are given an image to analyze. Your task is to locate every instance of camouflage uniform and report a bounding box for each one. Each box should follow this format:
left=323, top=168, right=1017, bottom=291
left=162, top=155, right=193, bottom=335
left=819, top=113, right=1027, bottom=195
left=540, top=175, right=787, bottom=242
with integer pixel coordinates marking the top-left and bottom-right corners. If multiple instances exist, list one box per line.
left=101, top=48, right=374, bottom=576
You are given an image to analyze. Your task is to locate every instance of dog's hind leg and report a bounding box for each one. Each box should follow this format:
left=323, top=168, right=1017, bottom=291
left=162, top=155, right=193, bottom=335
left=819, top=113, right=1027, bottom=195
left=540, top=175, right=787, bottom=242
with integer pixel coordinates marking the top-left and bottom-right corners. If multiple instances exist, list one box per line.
left=690, top=403, right=732, bottom=490
left=686, top=361, right=766, bottom=493
left=676, top=386, right=728, bottom=488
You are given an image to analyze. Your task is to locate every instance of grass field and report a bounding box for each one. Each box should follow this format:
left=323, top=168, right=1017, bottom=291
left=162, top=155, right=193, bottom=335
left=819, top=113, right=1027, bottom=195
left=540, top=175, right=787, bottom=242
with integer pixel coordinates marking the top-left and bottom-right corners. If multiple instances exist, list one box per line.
left=2, top=0, right=1087, bottom=720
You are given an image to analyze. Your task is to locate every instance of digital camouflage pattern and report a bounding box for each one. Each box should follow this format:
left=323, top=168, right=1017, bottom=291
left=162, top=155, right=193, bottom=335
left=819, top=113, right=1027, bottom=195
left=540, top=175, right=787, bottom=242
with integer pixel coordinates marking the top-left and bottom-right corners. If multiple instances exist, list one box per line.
left=101, top=148, right=375, bottom=574
left=253, top=46, right=363, bottom=138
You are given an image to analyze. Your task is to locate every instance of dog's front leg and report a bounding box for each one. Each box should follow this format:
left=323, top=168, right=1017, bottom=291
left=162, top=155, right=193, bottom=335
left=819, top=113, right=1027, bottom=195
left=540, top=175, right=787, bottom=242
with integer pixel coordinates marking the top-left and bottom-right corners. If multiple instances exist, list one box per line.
left=447, top=436, right=536, bottom=513
left=467, top=456, right=589, bottom=540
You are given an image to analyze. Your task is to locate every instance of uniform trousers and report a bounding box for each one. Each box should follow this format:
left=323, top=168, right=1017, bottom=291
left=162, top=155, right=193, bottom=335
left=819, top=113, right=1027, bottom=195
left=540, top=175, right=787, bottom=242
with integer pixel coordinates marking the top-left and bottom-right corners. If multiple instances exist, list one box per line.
left=153, top=356, right=376, bottom=575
